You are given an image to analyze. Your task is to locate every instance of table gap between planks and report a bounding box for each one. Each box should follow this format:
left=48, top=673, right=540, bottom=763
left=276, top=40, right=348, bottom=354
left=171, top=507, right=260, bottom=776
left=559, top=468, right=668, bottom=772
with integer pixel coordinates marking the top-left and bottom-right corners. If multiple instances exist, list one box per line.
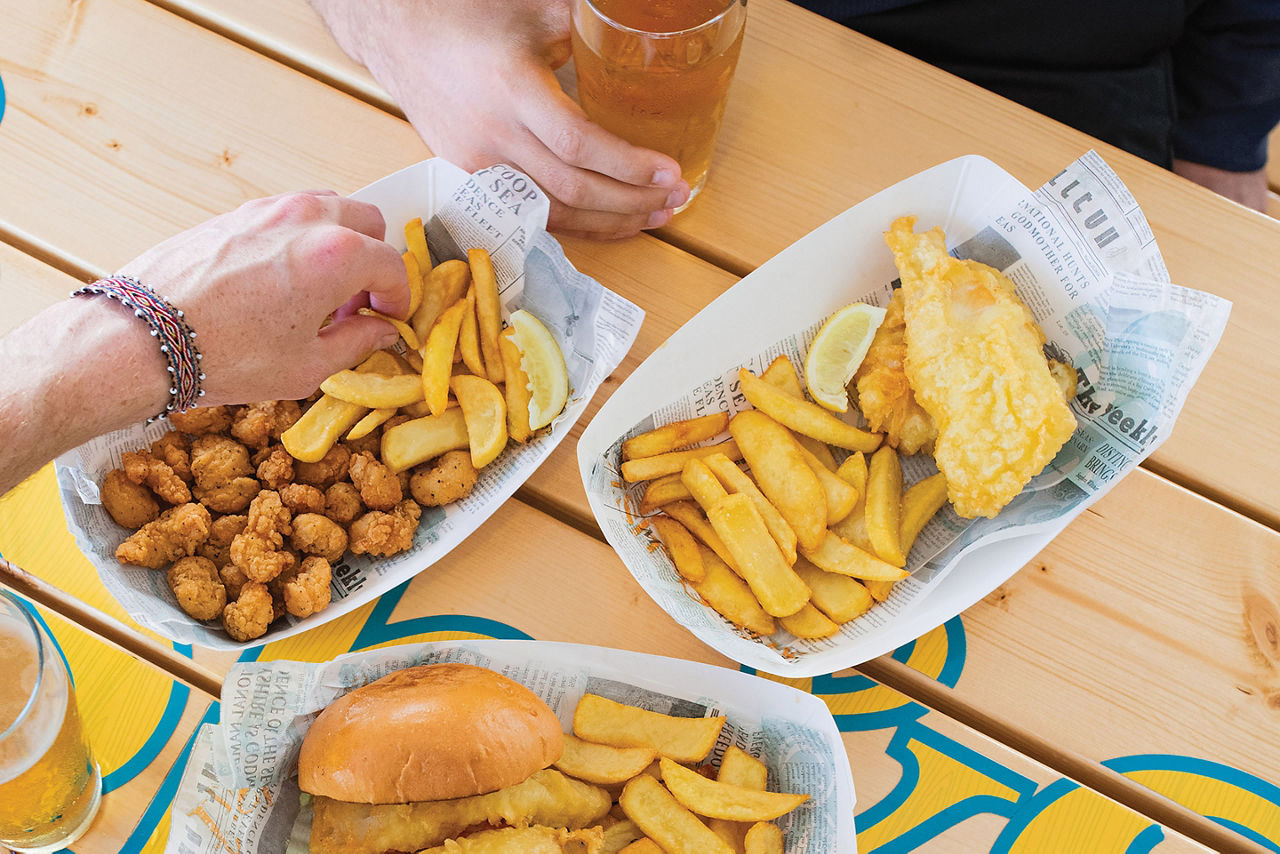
left=2, top=3, right=1280, bottom=850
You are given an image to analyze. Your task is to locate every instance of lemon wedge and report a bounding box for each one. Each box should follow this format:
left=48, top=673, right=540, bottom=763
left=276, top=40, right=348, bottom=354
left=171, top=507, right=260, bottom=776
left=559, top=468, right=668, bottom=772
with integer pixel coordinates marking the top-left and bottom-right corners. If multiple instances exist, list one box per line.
left=509, top=309, right=570, bottom=430
left=804, top=302, right=887, bottom=412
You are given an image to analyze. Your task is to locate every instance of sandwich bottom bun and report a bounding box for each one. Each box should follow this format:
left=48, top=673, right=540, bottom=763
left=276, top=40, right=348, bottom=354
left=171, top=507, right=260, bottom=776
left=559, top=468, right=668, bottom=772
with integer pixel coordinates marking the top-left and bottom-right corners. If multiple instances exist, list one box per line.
left=298, top=662, right=565, bottom=803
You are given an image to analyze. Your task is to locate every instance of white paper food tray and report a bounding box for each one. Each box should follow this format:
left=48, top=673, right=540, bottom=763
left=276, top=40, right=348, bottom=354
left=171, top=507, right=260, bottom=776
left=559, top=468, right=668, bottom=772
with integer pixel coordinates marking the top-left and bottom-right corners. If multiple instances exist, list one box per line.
left=53, top=158, right=643, bottom=650
left=577, top=153, right=1230, bottom=678
left=168, top=640, right=857, bottom=853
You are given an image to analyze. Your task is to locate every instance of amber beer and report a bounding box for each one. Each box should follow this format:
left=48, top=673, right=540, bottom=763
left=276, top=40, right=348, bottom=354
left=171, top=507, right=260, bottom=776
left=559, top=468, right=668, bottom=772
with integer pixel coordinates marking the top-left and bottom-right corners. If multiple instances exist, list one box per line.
left=572, top=0, right=747, bottom=208
left=0, top=595, right=101, bottom=853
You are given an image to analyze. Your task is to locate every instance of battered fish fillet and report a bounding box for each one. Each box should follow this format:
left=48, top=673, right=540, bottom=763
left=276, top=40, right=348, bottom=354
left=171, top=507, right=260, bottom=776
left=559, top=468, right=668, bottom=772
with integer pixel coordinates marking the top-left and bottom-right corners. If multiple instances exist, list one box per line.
left=308, top=769, right=611, bottom=854
left=852, top=289, right=937, bottom=455
left=885, top=216, right=1076, bottom=518
left=418, top=825, right=606, bottom=853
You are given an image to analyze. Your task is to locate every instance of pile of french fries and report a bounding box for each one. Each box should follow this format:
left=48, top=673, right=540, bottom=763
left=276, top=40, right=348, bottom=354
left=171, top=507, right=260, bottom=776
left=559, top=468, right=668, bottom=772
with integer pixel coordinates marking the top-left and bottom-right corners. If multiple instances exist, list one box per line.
left=624, top=354, right=949, bottom=641
left=563, top=693, right=805, bottom=853
left=282, top=218, right=564, bottom=474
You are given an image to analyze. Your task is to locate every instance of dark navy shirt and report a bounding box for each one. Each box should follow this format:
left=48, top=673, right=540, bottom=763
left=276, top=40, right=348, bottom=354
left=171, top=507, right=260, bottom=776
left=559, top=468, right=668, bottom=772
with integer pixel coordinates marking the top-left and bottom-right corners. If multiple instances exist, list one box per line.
left=795, top=0, right=1280, bottom=171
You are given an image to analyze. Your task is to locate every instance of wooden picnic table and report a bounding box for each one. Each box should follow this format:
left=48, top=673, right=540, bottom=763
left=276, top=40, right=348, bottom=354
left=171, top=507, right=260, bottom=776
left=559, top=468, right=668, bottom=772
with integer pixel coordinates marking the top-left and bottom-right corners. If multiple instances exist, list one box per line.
left=2, top=1, right=1279, bottom=851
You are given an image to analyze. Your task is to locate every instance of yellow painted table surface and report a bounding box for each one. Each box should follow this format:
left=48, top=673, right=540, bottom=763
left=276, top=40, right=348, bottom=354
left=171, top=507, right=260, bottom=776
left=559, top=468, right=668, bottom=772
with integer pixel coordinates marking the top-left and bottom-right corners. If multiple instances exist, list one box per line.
left=2, top=0, right=1279, bottom=851
left=0, top=595, right=213, bottom=854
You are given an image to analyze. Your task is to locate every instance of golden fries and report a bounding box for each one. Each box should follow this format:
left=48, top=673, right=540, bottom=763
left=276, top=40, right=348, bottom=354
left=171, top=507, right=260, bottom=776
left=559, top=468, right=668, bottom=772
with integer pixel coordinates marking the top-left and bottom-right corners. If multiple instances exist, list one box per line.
left=778, top=603, right=840, bottom=639
left=702, top=452, right=797, bottom=566
left=469, top=247, right=505, bottom=384
left=498, top=328, right=532, bottom=444
left=691, top=546, right=776, bottom=635
left=623, top=413, right=730, bottom=461
left=729, top=410, right=826, bottom=552
left=458, top=287, right=486, bottom=379
left=659, top=758, right=808, bottom=821
left=794, top=442, right=858, bottom=524
left=402, top=250, right=424, bottom=319
left=900, top=471, right=948, bottom=556
left=866, top=445, right=906, bottom=566
left=745, top=822, right=785, bottom=854
left=280, top=394, right=366, bottom=463
left=738, top=367, right=881, bottom=452
left=404, top=216, right=431, bottom=277
left=662, top=501, right=741, bottom=576
left=639, top=473, right=694, bottom=514
left=707, top=494, right=810, bottom=618
left=554, top=735, right=658, bottom=786
left=800, top=531, right=908, bottom=582
left=450, top=374, right=507, bottom=468
left=412, top=258, right=470, bottom=342
left=681, top=457, right=729, bottom=514
left=649, top=516, right=705, bottom=583
left=573, top=694, right=724, bottom=763
left=620, top=774, right=733, bottom=854
left=421, top=297, right=468, bottom=417
left=321, top=370, right=425, bottom=409
left=620, top=440, right=743, bottom=483
left=380, top=408, right=470, bottom=474
left=792, top=558, right=874, bottom=623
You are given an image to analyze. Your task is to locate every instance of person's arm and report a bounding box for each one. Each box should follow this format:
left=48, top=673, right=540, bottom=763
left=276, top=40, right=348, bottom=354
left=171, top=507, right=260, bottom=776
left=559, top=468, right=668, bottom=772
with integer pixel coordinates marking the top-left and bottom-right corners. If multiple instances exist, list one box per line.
left=1171, top=0, right=1280, bottom=211
left=0, top=190, right=407, bottom=494
left=308, top=0, right=690, bottom=240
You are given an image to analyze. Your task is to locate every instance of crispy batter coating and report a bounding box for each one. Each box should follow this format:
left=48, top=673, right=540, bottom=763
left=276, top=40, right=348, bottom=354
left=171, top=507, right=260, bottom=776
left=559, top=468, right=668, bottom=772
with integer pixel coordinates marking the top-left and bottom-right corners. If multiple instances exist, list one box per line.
left=852, top=289, right=937, bottom=455
left=886, top=216, right=1076, bottom=518
left=294, top=444, right=351, bottom=489
left=280, top=555, right=332, bottom=618
left=100, top=468, right=159, bottom=529
left=231, top=400, right=303, bottom=449
left=324, top=482, right=364, bottom=527
left=409, top=451, right=478, bottom=507
left=219, top=562, right=250, bottom=601
left=229, top=491, right=295, bottom=583
left=115, top=503, right=212, bottom=569
left=255, top=445, right=295, bottom=491
left=149, top=431, right=192, bottom=482
left=167, top=556, right=226, bottom=621
left=196, top=514, right=248, bottom=569
left=191, top=435, right=260, bottom=513
left=168, top=405, right=233, bottom=435
left=280, top=483, right=327, bottom=515
left=349, top=451, right=402, bottom=511
left=349, top=500, right=422, bottom=557
left=122, top=449, right=192, bottom=505
left=290, top=513, right=349, bottom=563
left=222, top=581, right=274, bottom=642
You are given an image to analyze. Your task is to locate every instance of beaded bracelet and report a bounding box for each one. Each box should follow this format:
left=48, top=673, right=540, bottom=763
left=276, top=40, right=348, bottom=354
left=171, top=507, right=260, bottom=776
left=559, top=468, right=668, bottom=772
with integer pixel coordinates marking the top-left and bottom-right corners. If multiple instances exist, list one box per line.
left=71, top=275, right=205, bottom=423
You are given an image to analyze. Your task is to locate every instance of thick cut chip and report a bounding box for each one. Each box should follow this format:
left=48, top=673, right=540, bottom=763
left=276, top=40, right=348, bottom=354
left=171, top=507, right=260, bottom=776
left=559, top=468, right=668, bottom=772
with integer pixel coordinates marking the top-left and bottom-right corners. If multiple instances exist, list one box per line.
left=759, top=354, right=804, bottom=397
left=865, top=445, right=906, bottom=566
left=650, top=515, right=705, bottom=583
left=554, top=734, right=658, bottom=786
left=659, top=758, right=808, bottom=821
left=792, top=558, right=874, bottom=623
left=451, top=374, right=508, bottom=467
left=663, top=501, right=741, bottom=577
left=690, top=546, right=776, bottom=636
left=638, top=473, right=694, bottom=514
left=469, top=247, right=505, bottom=384
left=619, top=774, right=733, bottom=854
left=681, top=458, right=729, bottom=515
left=281, top=395, right=367, bottom=463
left=702, top=452, right=796, bottom=566
left=458, top=287, right=487, bottom=379
left=321, top=370, right=425, bottom=409
left=402, top=250, right=424, bottom=319
left=622, top=413, right=730, bottom=461
left=800, top=531, right=908, bottom=582
left=412, top=258, right=470, bottom=342
left=346, top=407, right=397, bottom=441
left=573, top=694, right=724, bottom=764
left=728, top=410, right=826, bottom=552
left=739, top=367, right=881, bottom=452
left=745, top=822, right=785, bottom=854
left=707, top=494, right=810, bottom=618
left=900, top=471, right=949, bottom=557
left=779, top=602, right=840, bottom=639
left=381, top=408, right=470, bottom=474
left=620, top=441, right=742, bottom=483
left=421, top=297, right=469, bottom=417
left=794, top=442, right=858, bottom=524
left=499, top=328, right=532, bottom=443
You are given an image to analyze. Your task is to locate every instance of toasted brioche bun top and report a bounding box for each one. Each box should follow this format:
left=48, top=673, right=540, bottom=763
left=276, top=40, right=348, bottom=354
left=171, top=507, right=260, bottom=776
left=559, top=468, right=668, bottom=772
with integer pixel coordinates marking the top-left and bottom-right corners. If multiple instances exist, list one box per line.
left=298, top=663, right=564, bottom=803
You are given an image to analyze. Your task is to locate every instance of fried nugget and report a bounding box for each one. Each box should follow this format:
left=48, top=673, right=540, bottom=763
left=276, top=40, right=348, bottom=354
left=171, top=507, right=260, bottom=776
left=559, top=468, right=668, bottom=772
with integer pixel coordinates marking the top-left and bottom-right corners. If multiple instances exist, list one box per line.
left=231, top=400, right=303, bottom=449
left=295, top=444, right=351, bottom=489
left=409, top=450, right=478, bottom=507
left=196, top=514, right=248, bottom=569
left=886, top=216, right=1076, bottom=518
left=149, top=431, right=192, bottom=482
left=280, top=483, right=327, bottom=515
left=229, top=491, right=295, bottom=583
left=122, top=449, right=192, bottom=505
left=349, top=500, right=421, bottom=557
left=279, top=555, right=332, bottom=618
left=349, top=451, right=402, bottom=511
left=222, top=581, right=274, bottom=642
left=100, top=468, right=159, bottom=529
left=290, top=513, right=349, bottom=563
left=852, top=289, right=937, bottom=455
left=115, top=503, right=212, bottom=569
left=168, top=405, right=233, bottom=435
left=191, top=435, right=260, bottom=513
left=255, top=445, right=295, bottom=491
left=324, top=482, right=364, bottom=527
left=166, top=556, right=226, bottom=621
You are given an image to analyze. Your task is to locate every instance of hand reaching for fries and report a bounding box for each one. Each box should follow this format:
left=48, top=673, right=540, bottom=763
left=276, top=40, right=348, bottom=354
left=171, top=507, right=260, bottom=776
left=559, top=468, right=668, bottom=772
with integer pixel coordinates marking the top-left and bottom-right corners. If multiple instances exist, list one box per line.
left=308, top=0, right=691, bottom=240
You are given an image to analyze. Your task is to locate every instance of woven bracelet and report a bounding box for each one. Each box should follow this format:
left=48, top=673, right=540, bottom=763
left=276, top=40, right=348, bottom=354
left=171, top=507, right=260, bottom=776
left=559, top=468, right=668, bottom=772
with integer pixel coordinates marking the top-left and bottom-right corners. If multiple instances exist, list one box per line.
left=71, top=275, right=205, bottom=423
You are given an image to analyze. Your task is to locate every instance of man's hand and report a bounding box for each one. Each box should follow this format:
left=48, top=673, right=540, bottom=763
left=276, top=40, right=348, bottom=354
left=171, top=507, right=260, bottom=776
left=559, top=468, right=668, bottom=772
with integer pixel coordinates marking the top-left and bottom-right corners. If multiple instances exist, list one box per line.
left=1173, top=158, right=1271, bottom=213
left=310, top=0, right=690, bottom=240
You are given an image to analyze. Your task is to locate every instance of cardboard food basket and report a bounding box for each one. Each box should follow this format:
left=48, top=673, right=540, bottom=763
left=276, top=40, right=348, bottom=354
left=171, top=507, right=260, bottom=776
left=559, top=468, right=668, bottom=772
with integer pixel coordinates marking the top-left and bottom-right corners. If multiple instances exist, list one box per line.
left=53, top=159, right=645, bottom=650
left=578, top=152, right=1231, bottom=678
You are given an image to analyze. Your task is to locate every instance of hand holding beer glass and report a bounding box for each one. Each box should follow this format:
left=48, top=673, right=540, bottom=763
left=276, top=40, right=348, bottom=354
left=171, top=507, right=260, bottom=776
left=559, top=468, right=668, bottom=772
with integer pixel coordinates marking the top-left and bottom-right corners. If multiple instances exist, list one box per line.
left=571, top=0, right=747, bottom=212
left=0, top=591, right=101, bottom=853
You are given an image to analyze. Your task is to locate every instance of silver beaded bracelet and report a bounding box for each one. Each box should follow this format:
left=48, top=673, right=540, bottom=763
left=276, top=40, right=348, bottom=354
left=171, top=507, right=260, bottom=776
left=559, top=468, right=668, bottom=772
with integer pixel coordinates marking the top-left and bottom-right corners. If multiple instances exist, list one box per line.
left=71, top=275, right=205, bottom=423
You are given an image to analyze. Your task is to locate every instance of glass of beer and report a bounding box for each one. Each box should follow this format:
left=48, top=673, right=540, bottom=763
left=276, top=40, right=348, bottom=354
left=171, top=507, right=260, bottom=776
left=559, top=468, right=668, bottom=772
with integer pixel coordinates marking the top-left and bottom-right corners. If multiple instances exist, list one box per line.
left=0, top=591, right=101, bottom=853
left=571, top=0, right=748, bottom=211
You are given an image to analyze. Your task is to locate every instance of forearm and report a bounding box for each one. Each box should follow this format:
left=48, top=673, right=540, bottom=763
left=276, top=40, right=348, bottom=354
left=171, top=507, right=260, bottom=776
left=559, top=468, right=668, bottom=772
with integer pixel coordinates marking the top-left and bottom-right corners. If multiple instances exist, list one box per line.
left=0, top=297, right=168, bottom=493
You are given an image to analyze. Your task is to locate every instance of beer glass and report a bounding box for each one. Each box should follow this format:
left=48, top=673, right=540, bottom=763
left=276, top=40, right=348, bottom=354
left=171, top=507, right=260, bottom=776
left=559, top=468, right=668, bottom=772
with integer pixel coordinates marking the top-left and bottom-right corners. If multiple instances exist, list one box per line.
left=571, top=0, right=748, bottom=211
left=0, top=591, right=101, bottom=853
